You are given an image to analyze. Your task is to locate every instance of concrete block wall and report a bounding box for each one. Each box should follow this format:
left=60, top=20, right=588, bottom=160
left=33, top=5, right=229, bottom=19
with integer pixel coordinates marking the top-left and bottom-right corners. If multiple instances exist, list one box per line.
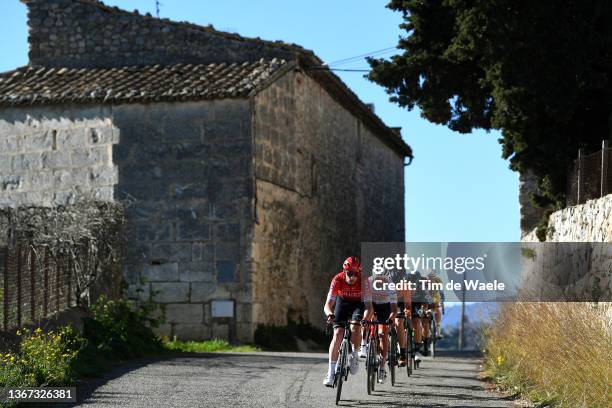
left=251, top=70, right=405, bottom=327
left=0, top=105, right=118, bottom=207
left=111, top=100, right=254, bottom=341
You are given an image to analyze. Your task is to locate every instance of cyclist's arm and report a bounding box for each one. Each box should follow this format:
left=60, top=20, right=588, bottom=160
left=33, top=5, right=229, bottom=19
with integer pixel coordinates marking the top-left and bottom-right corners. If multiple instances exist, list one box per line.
left=324, top=285, right=337, bottom=318
left=363, top=301, right=374, bottom=321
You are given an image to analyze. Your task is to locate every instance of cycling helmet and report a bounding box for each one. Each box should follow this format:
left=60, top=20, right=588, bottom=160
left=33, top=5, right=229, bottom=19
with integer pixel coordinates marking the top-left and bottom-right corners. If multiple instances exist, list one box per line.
left=342, top=256, right=361, bottom=273
left=425, top=268, right=438, bottom=279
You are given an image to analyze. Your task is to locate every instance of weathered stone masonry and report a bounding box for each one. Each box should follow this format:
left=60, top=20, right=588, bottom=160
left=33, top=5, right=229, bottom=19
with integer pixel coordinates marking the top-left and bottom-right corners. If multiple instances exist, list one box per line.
left=1, top=0, right=412, bottom=341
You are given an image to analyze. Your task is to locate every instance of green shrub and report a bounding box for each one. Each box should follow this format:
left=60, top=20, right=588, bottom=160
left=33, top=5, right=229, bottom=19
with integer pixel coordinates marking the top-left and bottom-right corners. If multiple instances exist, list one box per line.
left=0, top=327, right=84, bottom=390
left=82, top=295, right=164, bottom=361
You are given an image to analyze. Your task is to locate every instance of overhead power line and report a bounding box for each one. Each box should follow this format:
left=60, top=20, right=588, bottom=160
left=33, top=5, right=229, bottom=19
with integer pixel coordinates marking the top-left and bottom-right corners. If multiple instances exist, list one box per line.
left=324, top=46, right=398, bottom=67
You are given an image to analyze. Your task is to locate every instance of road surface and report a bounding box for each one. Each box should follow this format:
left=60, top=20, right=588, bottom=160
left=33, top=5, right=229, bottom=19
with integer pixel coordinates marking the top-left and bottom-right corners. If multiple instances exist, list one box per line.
left=68, top=351, right=518, bottom=407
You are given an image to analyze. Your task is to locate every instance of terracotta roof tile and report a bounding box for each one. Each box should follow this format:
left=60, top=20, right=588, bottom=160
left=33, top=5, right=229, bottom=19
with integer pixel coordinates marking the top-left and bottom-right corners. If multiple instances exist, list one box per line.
left=0, top=58, right=287, bottom=107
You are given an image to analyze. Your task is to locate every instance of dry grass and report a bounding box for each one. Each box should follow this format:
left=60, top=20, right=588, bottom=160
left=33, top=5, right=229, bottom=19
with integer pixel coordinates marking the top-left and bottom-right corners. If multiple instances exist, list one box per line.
left=484, top=302, right=611, bottom=408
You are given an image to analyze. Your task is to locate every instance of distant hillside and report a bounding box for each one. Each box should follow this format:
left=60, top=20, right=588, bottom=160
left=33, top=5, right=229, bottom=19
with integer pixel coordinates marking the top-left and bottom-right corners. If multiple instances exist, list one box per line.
left=441, top=302, right=498, bottom=328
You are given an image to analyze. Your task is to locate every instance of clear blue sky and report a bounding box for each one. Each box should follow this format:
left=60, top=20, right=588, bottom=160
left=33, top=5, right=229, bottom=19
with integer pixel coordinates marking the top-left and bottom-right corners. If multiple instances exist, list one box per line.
left=0, top=0, right=519, bottom=242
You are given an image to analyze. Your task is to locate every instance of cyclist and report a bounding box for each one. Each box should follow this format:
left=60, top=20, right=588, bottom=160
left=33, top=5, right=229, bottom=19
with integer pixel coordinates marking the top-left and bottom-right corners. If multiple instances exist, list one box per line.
left=365, top=268, right=397, bottom=384
left=393, top=269, right=413, bottom=367
left=405, top=270, right=432, bottom=361
left=323, top=256, right=373, bottom=387
left=426, top=269, right=444, bottom=339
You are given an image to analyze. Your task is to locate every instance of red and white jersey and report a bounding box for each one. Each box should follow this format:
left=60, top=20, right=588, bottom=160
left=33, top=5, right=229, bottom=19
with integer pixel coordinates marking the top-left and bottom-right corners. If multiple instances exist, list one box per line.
left=327, top=272, right=365, bottom=302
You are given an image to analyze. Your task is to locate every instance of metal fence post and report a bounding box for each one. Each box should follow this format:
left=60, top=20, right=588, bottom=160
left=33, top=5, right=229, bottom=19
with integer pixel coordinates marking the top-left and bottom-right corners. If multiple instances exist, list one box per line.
left=16, top=245, right=21, bottom=328
left=577, top=148, right=584, bottom=204
left=3, top=246, right=9, bottom=332
left=30, top=247, right=35, bottom=322
left=602, top=140, right=609, bottom=197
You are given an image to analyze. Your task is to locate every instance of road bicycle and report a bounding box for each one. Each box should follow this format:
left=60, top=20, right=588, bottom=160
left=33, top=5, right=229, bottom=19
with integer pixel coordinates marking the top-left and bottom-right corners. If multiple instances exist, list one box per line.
left=326, top=320, right=354, bottom=405
left=363, top=319, right=390, bottom=394
left=403, top=313, right=415, bottom=376
left=422, top=308, right=438, bottom=358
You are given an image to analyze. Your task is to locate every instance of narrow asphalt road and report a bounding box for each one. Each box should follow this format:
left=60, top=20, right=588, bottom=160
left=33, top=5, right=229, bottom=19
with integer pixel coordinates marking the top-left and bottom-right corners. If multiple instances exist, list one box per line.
left=67, top=351, right=517, bottom=408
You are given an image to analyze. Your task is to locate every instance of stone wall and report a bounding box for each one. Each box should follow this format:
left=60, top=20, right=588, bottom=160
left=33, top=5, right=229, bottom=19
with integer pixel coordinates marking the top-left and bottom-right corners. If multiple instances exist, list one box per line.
left=0, top=105, right=118, bottom=206
left=111, top=101, right=254, bottom=342
left=23, top=0, right=297, bottom=68
left=522, top=194, right=612, bottom=300
left=251, top=69, right=405, bottom=327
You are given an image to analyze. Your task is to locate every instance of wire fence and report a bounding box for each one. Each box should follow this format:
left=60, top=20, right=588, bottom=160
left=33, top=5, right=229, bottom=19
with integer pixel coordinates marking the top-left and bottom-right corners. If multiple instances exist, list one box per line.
left=566, top=142, right=612, bottom=206
left=0, top=201, right=124, bottom=332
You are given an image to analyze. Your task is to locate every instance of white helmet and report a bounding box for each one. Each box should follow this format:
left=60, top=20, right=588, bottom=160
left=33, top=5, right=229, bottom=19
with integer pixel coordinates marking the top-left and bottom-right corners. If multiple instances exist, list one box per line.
left=424, top=268, right=438, bottom=279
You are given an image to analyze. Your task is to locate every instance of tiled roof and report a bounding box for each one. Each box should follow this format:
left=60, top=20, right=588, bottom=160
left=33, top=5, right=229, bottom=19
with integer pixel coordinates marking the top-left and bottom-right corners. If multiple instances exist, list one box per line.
left=0, top=59, right=288, bottom=106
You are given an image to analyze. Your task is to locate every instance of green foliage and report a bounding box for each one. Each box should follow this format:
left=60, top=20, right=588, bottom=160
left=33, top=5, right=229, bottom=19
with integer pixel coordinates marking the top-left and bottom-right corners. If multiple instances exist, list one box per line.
left=0, top=327, right=84, bottom=391
left=368, top=1, right=612, bottom=209
left=82, top=295, right=164, bottom=361
left=254, top=319, right=328, bottom=351
left=164, top=338, right=260, bottom=353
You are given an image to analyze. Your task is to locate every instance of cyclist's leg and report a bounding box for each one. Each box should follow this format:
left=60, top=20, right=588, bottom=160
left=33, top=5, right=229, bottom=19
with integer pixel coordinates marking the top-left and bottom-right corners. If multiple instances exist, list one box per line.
left=422, top=304, right=430, bottom=338
left=374, top=303, right=391, bottom=367
left=328, top=298, right=350, bottom=377
left=395, top=301, right=407, bottom=364
left=349, top=302, right=365, bottom=352
left=411, top=302, right=423, bottom=355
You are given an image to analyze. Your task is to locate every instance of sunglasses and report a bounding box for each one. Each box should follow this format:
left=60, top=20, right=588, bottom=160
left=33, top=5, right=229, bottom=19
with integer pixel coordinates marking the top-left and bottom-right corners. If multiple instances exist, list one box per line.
left=345, top=271, right=358, bottom=278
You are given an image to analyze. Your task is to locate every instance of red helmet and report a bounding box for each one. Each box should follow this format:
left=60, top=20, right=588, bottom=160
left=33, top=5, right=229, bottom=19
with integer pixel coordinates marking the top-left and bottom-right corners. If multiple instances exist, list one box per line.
left=342, top=256, right=361, bottom=273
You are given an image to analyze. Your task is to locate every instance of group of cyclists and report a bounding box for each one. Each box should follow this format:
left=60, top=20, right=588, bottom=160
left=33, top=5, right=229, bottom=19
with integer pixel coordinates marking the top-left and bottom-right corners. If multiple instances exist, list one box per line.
left=323, top=256, right=444, bottom=389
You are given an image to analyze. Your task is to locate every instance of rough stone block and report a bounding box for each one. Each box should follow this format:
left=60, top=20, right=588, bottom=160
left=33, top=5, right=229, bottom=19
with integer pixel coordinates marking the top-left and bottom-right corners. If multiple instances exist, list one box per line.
left=192, top=242, right=214, bottom=261
left=0, top=135, right=21, bottom=152
left=215, top=243, right=239, bottom=261
left=177, top=221, right=210, bottom=240
left=214, top=223, right=240, bottom=241
left=151, top=242, right=192, bottom=262
left=164, top=303, right=203, bottom=324
left=22, top=131, right=53, bottom=152
left=92, top=186, right=114, bottom=201
left=57, top=128, right=87, bottom=149
left=138, top=222, right=172, bottom=241
left=88, top=126, right=118, bottom=145
left=42, top=150, right=69, bottom=168
left=126, top=283, right=150, bottom=301
left=12, top=152, right=43, bottom=171
left=70, top=146, right=109, bottom=167
left=217, top=260, right=236, bottom=283
left=89, top=165, right=117, bottom=186
left=173, top=323, right=211, bottom=341
left=190, top=282, right=216, bottom=302
left=211, top=323, right=229, bottom=340
left=236, top=322, right=254, bottom=343
left=144, top=262, right=179, bottom=282
left=179, top=261, right=214, bottom=282
left=151, top=282, right=190, bottom=303
left=0, top=155, right=11, bottom=172
left=152, top=323, right=172, bottom=339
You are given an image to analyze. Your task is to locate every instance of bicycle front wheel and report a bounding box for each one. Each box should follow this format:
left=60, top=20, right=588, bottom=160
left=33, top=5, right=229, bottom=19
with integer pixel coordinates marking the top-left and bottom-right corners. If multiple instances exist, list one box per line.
left=430, top=318, right=437, bottom=358
left=335, top=341, right=347, bottom=405
left=389, top=330, right=397, bottom=386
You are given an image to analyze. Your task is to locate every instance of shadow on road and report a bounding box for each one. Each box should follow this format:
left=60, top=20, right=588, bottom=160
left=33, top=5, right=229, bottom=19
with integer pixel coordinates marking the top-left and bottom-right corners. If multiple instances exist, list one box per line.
left=56, top=351, right=328, bottom=407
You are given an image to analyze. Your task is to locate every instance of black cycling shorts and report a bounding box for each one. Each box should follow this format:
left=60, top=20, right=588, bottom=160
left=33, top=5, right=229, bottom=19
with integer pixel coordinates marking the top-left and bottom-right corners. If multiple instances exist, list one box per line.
left=333, top=297, right=365, bottom=328
left=396, top=301, right=406, bottom=318
left=411, top=302, right=425, bottom=318
left=373, top=302, right=391, bottom=322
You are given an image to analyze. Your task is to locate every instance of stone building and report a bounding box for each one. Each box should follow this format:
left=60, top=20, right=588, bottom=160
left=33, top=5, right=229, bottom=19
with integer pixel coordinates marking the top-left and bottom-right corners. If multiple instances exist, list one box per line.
left=0, top=0, right=412, bottom=341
